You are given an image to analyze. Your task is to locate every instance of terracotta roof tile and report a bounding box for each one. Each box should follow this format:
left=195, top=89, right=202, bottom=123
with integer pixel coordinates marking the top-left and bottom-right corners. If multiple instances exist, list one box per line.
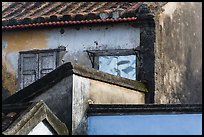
left=2, top=2, right=143, bottom=30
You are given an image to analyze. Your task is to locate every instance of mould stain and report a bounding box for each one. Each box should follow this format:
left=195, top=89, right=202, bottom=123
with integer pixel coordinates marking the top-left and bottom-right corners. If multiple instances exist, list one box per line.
left=155, top=2, right=202, bottom=104
left=2, top=64, right=17, bottom=95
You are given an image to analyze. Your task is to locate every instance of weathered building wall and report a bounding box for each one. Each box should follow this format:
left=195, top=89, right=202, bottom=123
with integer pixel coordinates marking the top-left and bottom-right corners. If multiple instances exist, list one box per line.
left=32, top=76, right=73, bottom=133
left=2, top=65, right=16, bottom=95
left=2, top=23, right=140, bottom=94
left=46, top=23, right=140, bottom=67
left=2, top=30, right=48, bottom=94
left=89, top=78, right=144, bottom=104
left=139, top=21, right=155, bottom=103
left=72, top=74, right=145, bottom=135
left=154, top=2, right=202, bottom=103
left=29, top=73, right=145, bottom=135
left=6, top=61, right=146, bottom=135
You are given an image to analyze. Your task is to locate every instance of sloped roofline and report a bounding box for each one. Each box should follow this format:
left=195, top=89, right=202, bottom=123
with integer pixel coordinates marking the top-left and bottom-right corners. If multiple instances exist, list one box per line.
left=3, top=62, right=148, bottom=104
left=2, top=101, right=69, bottom=135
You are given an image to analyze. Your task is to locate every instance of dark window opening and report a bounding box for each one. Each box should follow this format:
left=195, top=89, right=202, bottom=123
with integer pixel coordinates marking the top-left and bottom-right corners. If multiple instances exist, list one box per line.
left=42, top=119, right=58, bottom=135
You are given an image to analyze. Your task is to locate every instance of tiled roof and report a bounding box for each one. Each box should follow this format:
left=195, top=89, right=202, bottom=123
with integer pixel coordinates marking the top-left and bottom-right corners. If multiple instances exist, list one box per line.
left=2, top=2, right=143, bottom=30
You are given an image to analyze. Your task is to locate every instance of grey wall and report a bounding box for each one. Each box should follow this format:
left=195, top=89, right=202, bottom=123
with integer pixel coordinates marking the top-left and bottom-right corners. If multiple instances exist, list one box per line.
left=155, top=2, right=202, bottom=103
left=2, top=87, right=10, bottom=101
left=27, top=72, right=145, bottom=135
left=139, top=23, right=155, bottom=103
left=33, top=76, right=73, bottom=131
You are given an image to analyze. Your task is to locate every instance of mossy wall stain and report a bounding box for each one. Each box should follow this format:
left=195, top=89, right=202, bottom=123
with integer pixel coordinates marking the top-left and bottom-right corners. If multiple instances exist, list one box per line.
left=154, top=2, right=202, bottom=104
left=2, top=30, right=48, bottom=94
left=2, top=65, right=17, bottom=95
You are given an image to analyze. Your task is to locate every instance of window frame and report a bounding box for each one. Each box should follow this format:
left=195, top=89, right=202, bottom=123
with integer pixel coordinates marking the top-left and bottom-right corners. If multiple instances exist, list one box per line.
left=86, top=48, right=141, bottom=80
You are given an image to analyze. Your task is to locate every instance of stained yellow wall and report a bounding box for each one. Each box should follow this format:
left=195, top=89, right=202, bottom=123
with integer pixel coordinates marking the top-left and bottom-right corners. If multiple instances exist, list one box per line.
left=2, top=30, right=48, bottom=94
left=2, top=30, right=48, bottom=52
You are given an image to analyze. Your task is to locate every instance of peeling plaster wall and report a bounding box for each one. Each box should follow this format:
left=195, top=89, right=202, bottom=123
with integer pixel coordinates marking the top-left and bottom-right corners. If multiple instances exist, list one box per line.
left=46, top=23, right=140, bottom=67
left=2, top=23, right=140, bottom=94
left=154, top=2, right=202, bottom=104
left=2, top=30, right=48, bottom=74
left=2, top=30, right=48, bottom=94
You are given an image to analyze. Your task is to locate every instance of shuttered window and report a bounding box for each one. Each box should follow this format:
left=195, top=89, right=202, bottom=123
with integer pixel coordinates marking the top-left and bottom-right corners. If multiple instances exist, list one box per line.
left=19, top=53, right=39, bottom=89
left=39, top=52, right=57, bottom=78
left=18, top=47, right=65, bottom=90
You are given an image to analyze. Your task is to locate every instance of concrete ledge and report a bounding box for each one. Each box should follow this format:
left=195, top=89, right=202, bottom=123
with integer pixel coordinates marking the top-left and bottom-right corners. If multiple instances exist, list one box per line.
left=87, top=103, right=202, bottom=115
left=3, top=62, right=147, bottom=104
left=71, top=63, right=147, bottom=92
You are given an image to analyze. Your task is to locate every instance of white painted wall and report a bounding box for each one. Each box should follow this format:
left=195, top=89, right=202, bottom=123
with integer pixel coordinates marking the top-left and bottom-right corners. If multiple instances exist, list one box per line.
left=46, top=23, right=140, bottom=67
left=46, top=23, right=140, bottom=52
left=28, top=121, right=54, bottom=135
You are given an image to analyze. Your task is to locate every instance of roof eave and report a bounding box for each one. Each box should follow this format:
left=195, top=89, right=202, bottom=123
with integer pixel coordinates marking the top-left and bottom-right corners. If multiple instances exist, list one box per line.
left=2, top=17, right=138, bottom=31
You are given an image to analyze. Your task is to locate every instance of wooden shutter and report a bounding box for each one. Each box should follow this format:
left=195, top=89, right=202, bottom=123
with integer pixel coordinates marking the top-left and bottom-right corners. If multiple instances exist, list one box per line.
left=18, top=48, right=65, bottom=90
left=39, top=52, right=57, bottom=78
left=19, top=53, right=38, bottom=89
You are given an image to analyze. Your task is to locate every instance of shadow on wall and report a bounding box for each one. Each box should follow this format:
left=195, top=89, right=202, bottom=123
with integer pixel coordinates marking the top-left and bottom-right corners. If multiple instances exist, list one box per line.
left=140, top=24, right=155, bottom=104
left=2, top=87, right=10, bottom=102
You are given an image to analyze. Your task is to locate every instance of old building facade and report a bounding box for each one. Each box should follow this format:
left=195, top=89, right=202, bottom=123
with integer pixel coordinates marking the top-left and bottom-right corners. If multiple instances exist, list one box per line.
left=2, top=2, right=155, bottom=103
left=153, top=2, right=202, bottom=104
left=2, top=2, right=202, bottom=135
left=2, top=2, right=202, bottom=104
